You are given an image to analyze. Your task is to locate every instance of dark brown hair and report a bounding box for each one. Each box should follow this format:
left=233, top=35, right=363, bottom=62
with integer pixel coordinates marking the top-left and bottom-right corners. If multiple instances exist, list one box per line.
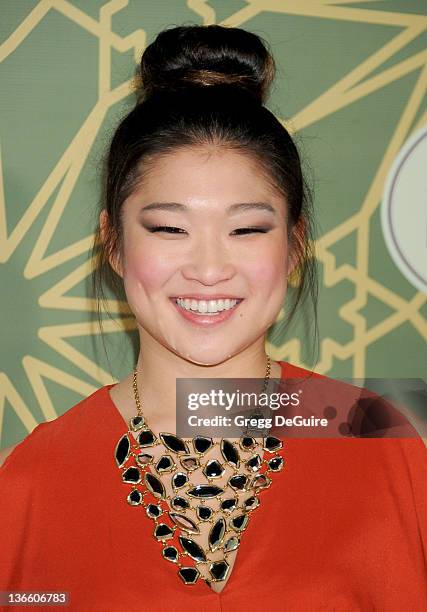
left=91, top=24, right=319, bottom=365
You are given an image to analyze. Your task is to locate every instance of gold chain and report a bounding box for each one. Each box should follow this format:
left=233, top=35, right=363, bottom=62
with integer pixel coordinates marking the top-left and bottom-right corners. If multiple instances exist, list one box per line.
left=132, top=355, right=271, bottom=421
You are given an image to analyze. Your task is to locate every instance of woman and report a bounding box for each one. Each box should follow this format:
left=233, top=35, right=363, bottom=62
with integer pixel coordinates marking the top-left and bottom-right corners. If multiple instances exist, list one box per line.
left=1, top=24, right=425, bottom=611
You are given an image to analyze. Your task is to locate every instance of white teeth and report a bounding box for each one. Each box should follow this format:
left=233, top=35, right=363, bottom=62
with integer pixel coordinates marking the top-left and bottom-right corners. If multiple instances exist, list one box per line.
left=175, top=298, right=240, bottom=314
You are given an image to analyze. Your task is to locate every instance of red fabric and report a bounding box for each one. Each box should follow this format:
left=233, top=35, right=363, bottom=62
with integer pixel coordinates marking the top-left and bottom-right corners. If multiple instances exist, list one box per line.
left=0, top=361, right=426, bottom=611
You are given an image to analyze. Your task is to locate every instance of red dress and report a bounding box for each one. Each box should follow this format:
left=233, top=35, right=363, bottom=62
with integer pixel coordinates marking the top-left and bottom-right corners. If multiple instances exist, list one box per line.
left=1, top=361, right=426, bottom=611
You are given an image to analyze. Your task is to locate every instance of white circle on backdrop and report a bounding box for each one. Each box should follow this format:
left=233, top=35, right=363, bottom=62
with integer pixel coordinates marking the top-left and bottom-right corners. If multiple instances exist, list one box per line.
left=381, top=124, right=427, bottom=294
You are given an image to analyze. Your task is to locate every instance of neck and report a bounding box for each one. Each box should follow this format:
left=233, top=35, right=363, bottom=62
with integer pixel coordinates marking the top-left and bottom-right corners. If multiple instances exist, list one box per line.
left=129, top=331, right=280, bottom=433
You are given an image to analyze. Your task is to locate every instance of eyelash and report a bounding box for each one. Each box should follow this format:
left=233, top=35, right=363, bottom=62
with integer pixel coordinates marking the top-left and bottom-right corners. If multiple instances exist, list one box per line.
left=145, top=225, right=270, bottom=235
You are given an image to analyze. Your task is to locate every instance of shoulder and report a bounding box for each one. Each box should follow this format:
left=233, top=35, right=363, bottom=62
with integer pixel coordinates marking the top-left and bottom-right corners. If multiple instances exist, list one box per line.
left=0, top=384, right=111, bottom=475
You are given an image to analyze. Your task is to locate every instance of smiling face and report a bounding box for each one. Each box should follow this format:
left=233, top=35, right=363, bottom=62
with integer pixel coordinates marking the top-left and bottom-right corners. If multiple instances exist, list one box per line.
left=102, top=147, right=295, bottom=366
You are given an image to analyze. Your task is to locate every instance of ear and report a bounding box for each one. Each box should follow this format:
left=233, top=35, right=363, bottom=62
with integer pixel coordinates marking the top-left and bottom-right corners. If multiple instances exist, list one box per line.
left=287, top=216, right=305, bottom=277
left=99, top=208, right=123, bottom=278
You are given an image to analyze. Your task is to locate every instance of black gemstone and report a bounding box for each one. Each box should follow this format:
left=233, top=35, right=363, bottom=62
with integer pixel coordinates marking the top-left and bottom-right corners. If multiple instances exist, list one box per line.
left=145, top=472, right=166, bottom=499
left=130, top=415, right=144, bottom=431
left=221, top=439, right=240, bottom=468
left=156, top=455, right=174, bottom=472
left=163, top=546, right=179, bottom=563
left=127, top=489, right=142, bottom=505
left=221, top=498, right=237, bottom=513
left=178, top=567, right=199, bottom=584
left=246, top=454, right=262, bottom=472
left=179, top=536, right=207, bottom=562
left=268, top=456, right=284, bottom=471
left=193, top=436, right=213, bottom=454
left=172, top=472, right=188, bottom=489
left=146, top=503, right=162, bottom=518
left=160, top=433, right=189, bottom=454
left=244, top=495, right=259, bottom=510
left=171, top=496, right=190, bottom=510
left=231, top=513, right=249, bottom=531
left=203, top=459, right=224, bottom=478
left=228, top=474, right=247, bottom=491
left=197, top=505, right=213, bottom=520
left=138, top=429, right=156, bottom=447
left=209, top=518, right=226, bottom=551
left=115, top=434, right=130, bottom=467
left=154, top=523, right=174, bottom=539
left=187, top=485, right=223, bottom=498
left=263, top=436, right=282, bottom=452
left=210, top=560, right=229, bottom=581
left=240, top=436, right=255, bottom=450
left=122, top=466, right=141, bottom=484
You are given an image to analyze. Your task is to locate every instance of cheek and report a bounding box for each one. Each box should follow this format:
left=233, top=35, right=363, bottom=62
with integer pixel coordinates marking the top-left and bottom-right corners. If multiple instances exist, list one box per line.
left=123, top=243, right=175, bottom=292
left=247, top=243, right=286, bottom=291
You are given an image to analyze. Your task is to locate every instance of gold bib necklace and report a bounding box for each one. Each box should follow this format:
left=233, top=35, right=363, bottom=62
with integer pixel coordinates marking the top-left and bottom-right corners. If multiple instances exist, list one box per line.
left=114, top=356, right=285, bottom=586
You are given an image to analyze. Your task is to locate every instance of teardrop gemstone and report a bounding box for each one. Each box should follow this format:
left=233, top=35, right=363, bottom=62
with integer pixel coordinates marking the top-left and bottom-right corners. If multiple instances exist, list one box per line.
left=245, top=453, right=262, bottom=472
left=203, top=459, right=224, bottom=479
left=115, top=434, right=130, bottom=467
left=230, top=513, right=249, bottom=532
left=193, top=436, right=213, bottom=454
left=210, top=560, right=229, bottom=581
left=156, top=455, right=175, bottom=472
left=163, top=546, right=179, bottom=563
left=179, top=536, right=207, bottom=562
left=263, top=436, right=283, bottom=452
left=239, top=436, right=256, bottom=451
left=178, top=566, right=200, bottom=584
left=171, top=496, right=190, bottom=510
left=180, top=456, right=200, bottom=471
left=122, top=466, right=141, bottom=484
left=129, top=415, right=145, bottom=431
left=146, top=503, right=163, bottom=519
left=145, top=472, right=166, bottom=499
left=170, top=513, right=200, bottom=535
left=127, top=489, right=142, bottom=506
left=196, top=505, right=213, bottom=521
left=228, top=474, right=248, bottom=491
left=138, top=429, right=157, bottom=447
left=221, top=439, right=240, bottom=468
left=187, top=485, right=223, bottom=498
left=160, top=433, right=189, bottom=454
left=172, top=472, right=188, bottom=490
left=209, top=518, right=226, bottom=552
left=268, top=456, right=284, bottom=471
left=154, top=523, right=174, bottom=540
left=224, top=536, right=240, bottom=552
left=220, top=497, right=237, bottom=513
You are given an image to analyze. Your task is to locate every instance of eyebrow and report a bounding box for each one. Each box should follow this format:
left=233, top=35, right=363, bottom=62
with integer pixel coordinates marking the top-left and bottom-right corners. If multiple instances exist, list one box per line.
left=140, top=202, right=277, bottom=214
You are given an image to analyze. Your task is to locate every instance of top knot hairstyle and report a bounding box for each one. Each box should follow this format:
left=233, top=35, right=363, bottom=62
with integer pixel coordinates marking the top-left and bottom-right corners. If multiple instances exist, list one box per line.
left=137, top=25, right=275, bottom=104
left=92, top=24, right=319, bottom=362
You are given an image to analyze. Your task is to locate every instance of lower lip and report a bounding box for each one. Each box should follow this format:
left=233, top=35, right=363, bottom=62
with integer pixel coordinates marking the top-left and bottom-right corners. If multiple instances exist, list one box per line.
left=170, top=299, right=243, bottom=326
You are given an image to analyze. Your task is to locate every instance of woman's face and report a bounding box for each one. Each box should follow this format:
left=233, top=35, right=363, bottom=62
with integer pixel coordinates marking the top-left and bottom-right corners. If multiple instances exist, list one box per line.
left=104, top=147, right=294, bottom=365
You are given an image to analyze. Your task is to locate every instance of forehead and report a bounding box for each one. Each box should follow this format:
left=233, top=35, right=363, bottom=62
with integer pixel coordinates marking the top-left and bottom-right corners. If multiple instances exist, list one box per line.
left=127, top=147, right=285, bottom=211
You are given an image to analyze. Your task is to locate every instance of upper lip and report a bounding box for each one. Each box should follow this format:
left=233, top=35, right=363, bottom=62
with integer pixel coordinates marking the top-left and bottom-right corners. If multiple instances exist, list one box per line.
left=171, top=295, right=243, bottom=300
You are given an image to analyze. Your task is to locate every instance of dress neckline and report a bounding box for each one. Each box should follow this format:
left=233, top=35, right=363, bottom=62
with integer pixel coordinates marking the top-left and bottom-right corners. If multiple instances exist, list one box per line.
left=102, top=360, right=288, bottom=435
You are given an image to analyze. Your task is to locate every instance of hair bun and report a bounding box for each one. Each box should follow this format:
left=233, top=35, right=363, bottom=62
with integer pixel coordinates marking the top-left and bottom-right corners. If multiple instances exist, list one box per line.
left=137, top=25, right=275, bottom=105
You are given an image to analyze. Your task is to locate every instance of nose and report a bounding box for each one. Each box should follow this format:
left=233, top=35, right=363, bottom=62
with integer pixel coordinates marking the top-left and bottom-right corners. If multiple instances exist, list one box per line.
left=181, top=234, right=236, bottom=285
